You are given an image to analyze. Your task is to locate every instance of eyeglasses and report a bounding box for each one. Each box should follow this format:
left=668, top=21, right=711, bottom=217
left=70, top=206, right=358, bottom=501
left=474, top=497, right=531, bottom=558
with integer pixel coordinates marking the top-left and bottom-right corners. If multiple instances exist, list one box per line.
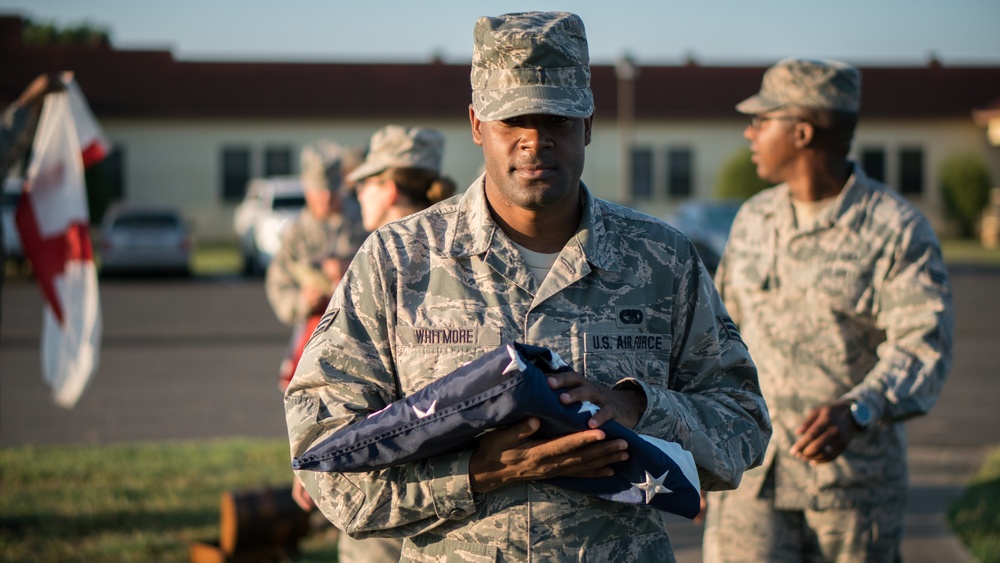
left=748, top=115, right=804, bottom=129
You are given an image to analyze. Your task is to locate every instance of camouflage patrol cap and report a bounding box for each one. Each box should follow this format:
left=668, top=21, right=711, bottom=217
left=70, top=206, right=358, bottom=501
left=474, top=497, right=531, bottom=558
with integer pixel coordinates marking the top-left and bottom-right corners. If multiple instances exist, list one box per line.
left=301, top=140, right=344, bottom=192
left=736, top=57, right=861, bottom=115
left=346, top=125, right=444, bottom=183
left=471, top=11, right=594, bottom=121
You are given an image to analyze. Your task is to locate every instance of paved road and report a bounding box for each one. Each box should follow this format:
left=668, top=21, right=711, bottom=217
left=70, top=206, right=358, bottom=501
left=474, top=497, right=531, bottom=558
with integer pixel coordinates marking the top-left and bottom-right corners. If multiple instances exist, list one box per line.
left=2, top=268, right=998, bottom=561
left=0, top=275, right=291, bottom=445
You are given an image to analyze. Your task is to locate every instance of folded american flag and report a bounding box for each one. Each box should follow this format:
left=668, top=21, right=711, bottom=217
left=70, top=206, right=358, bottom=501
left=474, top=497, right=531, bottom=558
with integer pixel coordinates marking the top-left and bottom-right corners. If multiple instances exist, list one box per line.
left=292, top=342, right=701, bottom=518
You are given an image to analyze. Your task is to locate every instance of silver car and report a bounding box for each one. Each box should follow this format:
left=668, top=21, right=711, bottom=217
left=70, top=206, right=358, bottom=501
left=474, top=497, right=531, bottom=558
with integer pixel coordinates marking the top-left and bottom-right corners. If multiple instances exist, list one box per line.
left=99, top=205, right=194, bottom=276
left=663, top=199, right=743, bottom=276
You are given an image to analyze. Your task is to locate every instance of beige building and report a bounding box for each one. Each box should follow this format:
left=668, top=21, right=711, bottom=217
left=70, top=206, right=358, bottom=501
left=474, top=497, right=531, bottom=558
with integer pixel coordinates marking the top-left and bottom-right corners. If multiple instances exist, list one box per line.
left=3, top=15, right=999, bottom=241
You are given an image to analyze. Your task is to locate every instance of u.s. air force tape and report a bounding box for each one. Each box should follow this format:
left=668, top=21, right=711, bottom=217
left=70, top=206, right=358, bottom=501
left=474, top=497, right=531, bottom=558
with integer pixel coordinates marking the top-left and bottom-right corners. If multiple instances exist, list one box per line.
left=585, top=333, right=668, bottom=352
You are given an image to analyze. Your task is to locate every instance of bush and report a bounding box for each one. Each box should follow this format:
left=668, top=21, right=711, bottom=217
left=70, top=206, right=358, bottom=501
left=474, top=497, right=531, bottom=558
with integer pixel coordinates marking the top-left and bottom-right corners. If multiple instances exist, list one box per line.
left=939, top=153, right=993, bottom=238
left=947, top=446, right=1000, bottom=562
left=715, top=148, right=772, bottom=200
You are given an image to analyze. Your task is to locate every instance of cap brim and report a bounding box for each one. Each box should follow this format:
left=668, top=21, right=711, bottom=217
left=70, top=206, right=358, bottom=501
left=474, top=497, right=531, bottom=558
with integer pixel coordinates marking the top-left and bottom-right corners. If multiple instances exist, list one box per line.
left=346, top=160, right=387, bottom=184
left=735, top=94, right=784, bottom=115
left=473, top=86, right=593, bottom=121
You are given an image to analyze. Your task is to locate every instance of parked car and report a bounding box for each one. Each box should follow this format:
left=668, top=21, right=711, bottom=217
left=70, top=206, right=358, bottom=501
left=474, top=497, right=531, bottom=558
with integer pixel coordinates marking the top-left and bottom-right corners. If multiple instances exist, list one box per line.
left=233, top=177, right=305, bottom=276
left=1, top=178, right=24, bottom=264
left=663, top=199, right=743, bottom=276
left=99, top=204, right=194, bottom=276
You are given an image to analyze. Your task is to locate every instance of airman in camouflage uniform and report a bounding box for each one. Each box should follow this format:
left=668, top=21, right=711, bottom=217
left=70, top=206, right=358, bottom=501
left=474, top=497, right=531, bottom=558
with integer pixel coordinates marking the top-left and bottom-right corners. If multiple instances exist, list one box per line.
left=703, top=58, right=954, bottom=562
left=285, top=12, right=770, bottom=562
left=265, top=141, right=367, bottom=327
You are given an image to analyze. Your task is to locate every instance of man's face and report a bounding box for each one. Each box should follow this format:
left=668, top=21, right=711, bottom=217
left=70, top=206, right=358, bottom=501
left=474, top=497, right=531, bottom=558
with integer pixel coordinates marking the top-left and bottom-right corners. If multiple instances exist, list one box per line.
left=304, top=187, right=341, bottom=220
left=471, top=108, right=592, bottom=212
left=355, top=175, right=392, bottom=231
left=743, top=111, right=803, bottom=184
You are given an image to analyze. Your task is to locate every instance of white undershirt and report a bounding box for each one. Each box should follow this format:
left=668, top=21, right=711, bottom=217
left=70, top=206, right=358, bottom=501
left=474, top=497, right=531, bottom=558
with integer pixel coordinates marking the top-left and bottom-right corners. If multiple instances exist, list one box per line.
left=510, top=240, right=560, bottom=284
left=791, top=196, right=837, bottom=229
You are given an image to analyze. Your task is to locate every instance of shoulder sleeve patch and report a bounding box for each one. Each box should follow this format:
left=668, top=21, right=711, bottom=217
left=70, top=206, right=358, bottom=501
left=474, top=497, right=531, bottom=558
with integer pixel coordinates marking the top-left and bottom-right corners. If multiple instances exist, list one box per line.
left=313, top=308, right=340, bottom=339
left=717, top=315, right=744, bottom=347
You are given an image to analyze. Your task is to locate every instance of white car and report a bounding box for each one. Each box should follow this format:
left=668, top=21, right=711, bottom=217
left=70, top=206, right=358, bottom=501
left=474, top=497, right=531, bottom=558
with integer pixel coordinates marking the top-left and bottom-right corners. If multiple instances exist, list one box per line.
left=233, top=176, right=305, bottom=276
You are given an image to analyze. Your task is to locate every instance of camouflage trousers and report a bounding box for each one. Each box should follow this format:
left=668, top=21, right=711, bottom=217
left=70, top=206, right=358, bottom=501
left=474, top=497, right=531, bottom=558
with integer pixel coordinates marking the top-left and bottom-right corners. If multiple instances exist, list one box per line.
left=702, top=482, right=904, bottom=562
left=339, top=533, right=403, bottom=563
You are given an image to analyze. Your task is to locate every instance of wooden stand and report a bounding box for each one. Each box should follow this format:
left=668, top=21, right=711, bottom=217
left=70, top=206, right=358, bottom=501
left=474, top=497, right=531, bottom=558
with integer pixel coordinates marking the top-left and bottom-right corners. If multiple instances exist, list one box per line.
left=190, top=486, right=311, bottom=563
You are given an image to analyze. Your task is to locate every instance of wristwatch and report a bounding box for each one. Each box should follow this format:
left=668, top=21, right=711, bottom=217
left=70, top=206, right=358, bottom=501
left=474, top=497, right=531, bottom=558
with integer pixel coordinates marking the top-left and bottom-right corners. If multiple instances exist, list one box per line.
left=849, top=400, right=873, bottom=430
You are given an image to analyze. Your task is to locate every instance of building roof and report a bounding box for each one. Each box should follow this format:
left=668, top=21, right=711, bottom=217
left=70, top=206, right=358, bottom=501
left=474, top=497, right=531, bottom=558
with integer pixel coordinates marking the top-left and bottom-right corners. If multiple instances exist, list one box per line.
left=3, top=15, right=999, bottom=122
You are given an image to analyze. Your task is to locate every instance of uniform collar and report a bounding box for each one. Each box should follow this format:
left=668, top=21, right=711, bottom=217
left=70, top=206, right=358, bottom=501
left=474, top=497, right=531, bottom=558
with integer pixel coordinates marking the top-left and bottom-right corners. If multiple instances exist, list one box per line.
left=764, top=162, right=871, bottom=232
left=445, top=174, right=620, bottom=273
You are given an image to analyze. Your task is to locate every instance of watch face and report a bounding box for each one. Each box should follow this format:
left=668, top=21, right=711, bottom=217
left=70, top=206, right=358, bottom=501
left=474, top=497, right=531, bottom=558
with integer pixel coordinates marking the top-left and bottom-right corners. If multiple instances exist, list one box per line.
left=851, top=401, right=872, bottom=427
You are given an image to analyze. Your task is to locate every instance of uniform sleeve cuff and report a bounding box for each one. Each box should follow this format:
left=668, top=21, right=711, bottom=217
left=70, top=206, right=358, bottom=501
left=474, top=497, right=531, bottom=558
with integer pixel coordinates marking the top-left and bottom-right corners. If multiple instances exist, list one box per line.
left=613, top=377, right=653, bottom=430
left=425, top=450, right=478, bottom=520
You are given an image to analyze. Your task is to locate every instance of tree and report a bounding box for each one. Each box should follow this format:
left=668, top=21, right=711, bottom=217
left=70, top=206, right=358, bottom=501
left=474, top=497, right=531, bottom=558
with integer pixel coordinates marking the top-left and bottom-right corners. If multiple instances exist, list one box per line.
left=22, top=18, right=111, bottom=48
left=715, top=148, right=772, bottom=200
left=939, top=153, right=993, bottom=238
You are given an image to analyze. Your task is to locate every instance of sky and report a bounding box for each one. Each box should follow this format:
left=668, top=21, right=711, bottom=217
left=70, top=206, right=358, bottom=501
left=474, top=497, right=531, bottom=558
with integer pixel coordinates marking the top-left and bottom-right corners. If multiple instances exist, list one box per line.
left=1, top=0, right=998, bottom=67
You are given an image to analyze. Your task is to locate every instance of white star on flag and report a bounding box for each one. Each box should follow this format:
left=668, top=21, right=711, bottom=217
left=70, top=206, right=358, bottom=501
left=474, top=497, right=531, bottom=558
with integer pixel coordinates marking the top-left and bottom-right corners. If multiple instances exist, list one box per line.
left=633, top=470, right=672, bottom=504
left=578, top=401, right=601, bottom=416
left=413, top=400, right=437, bottom=418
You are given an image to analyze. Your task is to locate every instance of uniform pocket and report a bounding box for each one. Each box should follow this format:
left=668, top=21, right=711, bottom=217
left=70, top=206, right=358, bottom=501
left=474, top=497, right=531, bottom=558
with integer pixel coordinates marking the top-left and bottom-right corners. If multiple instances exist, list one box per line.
left=583, top=346, right=671, bottom=388
left=400, top=535, right=498, bottom=562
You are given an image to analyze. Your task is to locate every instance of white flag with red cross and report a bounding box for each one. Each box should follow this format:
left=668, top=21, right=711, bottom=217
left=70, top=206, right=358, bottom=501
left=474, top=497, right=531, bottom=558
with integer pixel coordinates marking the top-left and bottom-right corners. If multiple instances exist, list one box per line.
left=14, top=76, right=108, bottom=408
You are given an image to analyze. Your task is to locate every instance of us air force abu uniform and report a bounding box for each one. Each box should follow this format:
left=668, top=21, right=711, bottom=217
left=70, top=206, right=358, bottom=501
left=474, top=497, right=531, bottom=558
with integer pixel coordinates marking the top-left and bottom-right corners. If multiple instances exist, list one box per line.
left=285, top=178, right=771, bottom=562
left=265, top=208, right=366, bottom=325
left=710, top=165, right=954, bottom=558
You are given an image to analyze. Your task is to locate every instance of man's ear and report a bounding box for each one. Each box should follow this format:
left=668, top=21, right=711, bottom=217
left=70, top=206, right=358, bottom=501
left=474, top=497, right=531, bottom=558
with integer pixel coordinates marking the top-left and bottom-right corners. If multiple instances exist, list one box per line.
left=584, top=114, right=594, bottom=146
left=469, top=105, right=484, bottom=146
left=793, top=121, right=814, bottom=149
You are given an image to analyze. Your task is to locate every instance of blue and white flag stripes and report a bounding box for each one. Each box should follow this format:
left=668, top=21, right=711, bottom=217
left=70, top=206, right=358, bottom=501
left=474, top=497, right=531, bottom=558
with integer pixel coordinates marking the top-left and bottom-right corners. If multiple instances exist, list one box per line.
left=292, top=342, right=702, bottom=519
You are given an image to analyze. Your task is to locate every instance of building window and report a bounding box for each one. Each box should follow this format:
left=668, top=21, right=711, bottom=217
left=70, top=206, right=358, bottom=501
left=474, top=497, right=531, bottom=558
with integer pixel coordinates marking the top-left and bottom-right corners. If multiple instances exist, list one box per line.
left=899, top=147, right=924, bottom=195
left=666, top=148, right=693, bottom=197
left=83, top=146, right=125, bottom=223
left=861, top=148, right=885, bottom=182
left=91, top=146, right=125, bottom=201
left=631, top=147, right=654, bottom=200
left=264, top=146, right=292, bottom=177
left=222, top=146, right=251, bottom=202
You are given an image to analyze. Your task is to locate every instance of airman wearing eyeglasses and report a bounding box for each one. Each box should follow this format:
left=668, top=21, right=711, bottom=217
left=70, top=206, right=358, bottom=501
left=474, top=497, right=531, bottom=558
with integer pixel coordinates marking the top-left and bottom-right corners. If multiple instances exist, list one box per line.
left=703, top=58, right=954, bottom=563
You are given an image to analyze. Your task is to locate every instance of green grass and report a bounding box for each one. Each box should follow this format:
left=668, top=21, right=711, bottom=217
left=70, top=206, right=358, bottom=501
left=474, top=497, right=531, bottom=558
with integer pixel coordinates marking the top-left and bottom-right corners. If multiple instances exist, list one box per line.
left=6, top=236, right=1000, bottom=281
left=191, top=243, right=242, bottom=276
left=948, top=446, right=1000, bottom=563
left=194, top=238, right=1000, bottom=276
left=0, top=438, right=339, bottom=563
left=940, top=238, right=1000, bottom=266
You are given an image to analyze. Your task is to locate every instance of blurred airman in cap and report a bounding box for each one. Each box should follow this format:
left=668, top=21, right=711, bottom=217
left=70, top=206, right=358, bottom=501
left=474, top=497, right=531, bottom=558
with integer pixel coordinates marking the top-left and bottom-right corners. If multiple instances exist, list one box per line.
left=704, top=57, right=953, bottom=562
left=266, top=141, right=367, bottom=377
left=285, top=12, right=769, bottom=562
left=292, top=125, right=456, bottom=563
left=349, top=124, right=455, bottom=231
